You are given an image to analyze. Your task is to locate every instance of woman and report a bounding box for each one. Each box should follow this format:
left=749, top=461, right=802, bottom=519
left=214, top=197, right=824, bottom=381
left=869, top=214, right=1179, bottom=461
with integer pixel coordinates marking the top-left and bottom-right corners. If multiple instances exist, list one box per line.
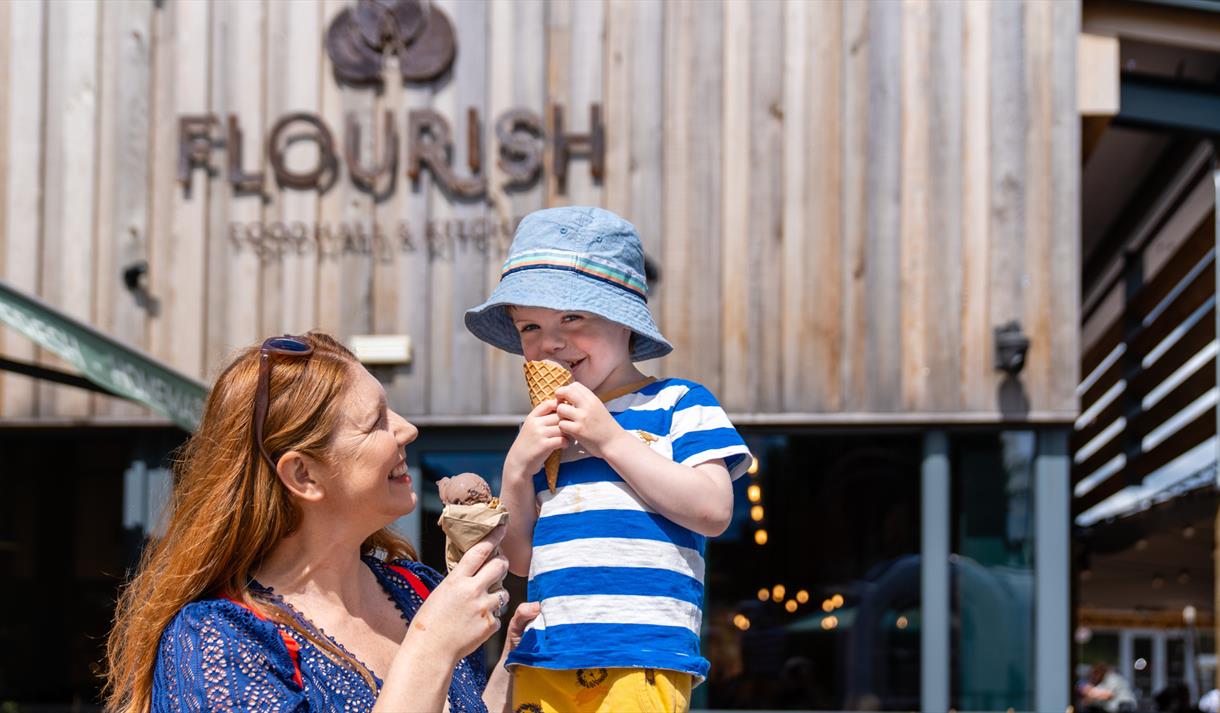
left=105, top=332, right=535, bottom=712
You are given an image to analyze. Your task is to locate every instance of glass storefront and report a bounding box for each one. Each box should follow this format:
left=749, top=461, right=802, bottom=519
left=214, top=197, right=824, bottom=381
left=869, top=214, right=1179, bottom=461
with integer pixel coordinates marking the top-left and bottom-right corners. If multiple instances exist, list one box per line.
left=409, top=426, right=1070, bottom=712
left=701, top=433, right=923, bottom=710
left=951, top=431, right=1037, bottom=711
left=6, top=423, right=1068, bottom=709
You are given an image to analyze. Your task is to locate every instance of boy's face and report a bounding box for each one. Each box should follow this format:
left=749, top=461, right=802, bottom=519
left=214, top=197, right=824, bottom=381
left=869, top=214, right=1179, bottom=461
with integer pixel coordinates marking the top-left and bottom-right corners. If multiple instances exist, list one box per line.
left=510, top=306, right=634, bottom=392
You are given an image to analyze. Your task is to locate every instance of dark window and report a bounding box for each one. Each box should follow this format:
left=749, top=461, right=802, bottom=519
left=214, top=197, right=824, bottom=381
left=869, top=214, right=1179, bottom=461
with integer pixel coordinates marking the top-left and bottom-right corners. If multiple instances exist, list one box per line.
left=703, top=433, right=922, bottom=711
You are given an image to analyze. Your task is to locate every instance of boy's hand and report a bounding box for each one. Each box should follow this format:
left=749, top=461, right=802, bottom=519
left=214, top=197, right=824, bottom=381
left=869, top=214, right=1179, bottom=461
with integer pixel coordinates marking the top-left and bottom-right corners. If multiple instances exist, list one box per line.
left=555, top=382, right=627, bottom=460
left=505, top=398, right=568, bottom=478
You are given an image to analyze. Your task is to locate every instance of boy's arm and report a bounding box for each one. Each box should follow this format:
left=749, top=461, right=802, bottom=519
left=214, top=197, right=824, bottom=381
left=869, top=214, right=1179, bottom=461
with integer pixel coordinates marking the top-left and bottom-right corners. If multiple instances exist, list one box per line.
left=499, top=460, right=539, bottom=577
left=601, top=436, right=734, bottom=537
left=499, top=398, right=565, bottom=577
left=554, top=382, right=735, bottom=537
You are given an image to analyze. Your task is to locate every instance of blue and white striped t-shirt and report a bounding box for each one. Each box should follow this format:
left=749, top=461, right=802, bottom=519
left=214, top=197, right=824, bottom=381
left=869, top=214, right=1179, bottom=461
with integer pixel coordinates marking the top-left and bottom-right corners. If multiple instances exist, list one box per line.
left=506, top=377, right=752, bottom=681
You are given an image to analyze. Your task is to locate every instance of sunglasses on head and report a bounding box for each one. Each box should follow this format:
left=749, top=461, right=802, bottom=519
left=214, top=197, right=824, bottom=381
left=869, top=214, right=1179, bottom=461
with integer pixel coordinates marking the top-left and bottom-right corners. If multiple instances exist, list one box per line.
left=252, top=335, right=315, bottom=471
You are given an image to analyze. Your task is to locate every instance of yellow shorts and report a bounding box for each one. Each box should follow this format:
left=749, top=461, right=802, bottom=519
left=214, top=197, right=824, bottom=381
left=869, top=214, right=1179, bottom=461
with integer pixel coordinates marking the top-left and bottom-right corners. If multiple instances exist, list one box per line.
left=510, top=666, right=691, bottom=713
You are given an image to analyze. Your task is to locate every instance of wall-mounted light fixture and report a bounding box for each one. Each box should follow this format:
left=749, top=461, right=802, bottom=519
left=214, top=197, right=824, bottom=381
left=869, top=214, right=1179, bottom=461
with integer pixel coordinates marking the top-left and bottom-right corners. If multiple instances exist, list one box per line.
left=994, top=321, right=1030, bottom=376
left=349, top=334, right=413, bottom=366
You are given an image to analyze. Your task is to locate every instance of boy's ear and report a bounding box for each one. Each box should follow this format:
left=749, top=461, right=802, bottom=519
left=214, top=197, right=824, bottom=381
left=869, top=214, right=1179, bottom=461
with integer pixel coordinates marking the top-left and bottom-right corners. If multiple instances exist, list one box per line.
left=276, top=452, right=325, bottom=502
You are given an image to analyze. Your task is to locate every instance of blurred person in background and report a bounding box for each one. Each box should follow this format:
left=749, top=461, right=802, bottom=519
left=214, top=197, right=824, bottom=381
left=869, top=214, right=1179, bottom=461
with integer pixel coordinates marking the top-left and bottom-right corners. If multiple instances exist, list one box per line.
left=1079, top=662, right=1138, bottom=713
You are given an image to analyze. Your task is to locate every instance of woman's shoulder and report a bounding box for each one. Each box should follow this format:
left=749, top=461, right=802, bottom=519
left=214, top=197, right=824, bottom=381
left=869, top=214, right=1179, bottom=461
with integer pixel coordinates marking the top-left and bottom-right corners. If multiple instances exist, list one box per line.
left=153, top=597, right=306, bottom=706
left=160, top=596, right=285, bottom=650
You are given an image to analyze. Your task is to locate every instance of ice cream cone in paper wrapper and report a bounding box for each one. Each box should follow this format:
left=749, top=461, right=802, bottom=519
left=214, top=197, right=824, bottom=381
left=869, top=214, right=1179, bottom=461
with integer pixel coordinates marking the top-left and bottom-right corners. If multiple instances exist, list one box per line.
left=523, top=359, right=573, bottom=492
left=437, top=473, right=509, bottom=592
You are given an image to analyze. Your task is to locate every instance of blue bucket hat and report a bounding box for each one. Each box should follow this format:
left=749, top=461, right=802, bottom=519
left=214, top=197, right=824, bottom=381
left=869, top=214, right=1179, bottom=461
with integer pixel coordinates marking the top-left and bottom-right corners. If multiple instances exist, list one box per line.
left=464, top=206, right=672, bottom=361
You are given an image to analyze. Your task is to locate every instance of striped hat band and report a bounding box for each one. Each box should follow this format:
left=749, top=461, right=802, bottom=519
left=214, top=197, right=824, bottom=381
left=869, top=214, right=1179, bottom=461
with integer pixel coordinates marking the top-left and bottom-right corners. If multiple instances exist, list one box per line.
left=500, top=250, right=648, bottom=301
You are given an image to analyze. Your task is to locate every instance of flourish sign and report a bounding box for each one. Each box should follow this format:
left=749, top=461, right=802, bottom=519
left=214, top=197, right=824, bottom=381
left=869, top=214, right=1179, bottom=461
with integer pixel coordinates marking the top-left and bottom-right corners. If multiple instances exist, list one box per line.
left=177, top=0, right=604, bottom=200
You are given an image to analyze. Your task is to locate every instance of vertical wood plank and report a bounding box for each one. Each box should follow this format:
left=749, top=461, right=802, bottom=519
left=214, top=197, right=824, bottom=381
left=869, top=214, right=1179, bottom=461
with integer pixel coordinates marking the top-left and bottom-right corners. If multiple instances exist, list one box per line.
left=900, top=0, right=931, bottom=412
left=330, top=54, right=376, bottom=344
left=267, top=1, right=321, bottom=336
left=628, top=0, right=664, bottom=334
left=371, top=10, right=412, bottom=411
left=840, top=0, right=870, bottom=410
left=564, top=0, right=603, bottom=206
left=686, top=2, right=723, bottom=395
left=1050, top=0, right=1081, bottom=414
left=602, top=0, right=633, bottom=219
left=41, top=0, right=100, bottom=416
left=1024, top=0, right=1053, bottom=415
left=660, top=0, right=692, bottom=383
left=960, top=0, right=991, bottom=412
left=925, top=0, right=964, bottom=413
left=95, top=0, right=153, bottom=416
left=452, top=0, right=487, bottom=415
left=545, top=0, right=570, bottom=208
left=0, top=0, right=44, bottom=417
left=863, top=0, right=902, bottom=412
left=370, top=28, right=402, bottom=362
left=748, top=0, right=785, bottom=414
left=779, top=0, right=808, bottom=411
left=209, top=0, right=264, bottom=363
left=604, top=0, right=665, bottom=380
left=148, top=0, right=210, bottom=380
left=381, top=21, right=431, bottom=416
left=720, top=0, right=750, bottom=411
left=428, top=0, right=485, bottom=415
left=988, top=0, right=1026, bottom=414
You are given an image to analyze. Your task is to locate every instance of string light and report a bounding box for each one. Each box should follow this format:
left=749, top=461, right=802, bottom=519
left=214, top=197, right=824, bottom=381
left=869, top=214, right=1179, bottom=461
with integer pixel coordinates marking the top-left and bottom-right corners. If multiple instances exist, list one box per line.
left=831, top=593, right=844, bottom=608
left=896, top=616, right=909, bottom=629
left=822, top=599, right=834, bottom=612
left=732, top=614, right=750, bottom=631
left=750, top=505, right=764, bottom=521
left=747, top=484, right=761, bottom=503
left=748, top=457, right=760, bottom=475
left=796, top=590, right=809, bottom=604
left=754, top=529, right=768, bottom=545
left=821, top=615, right=838, bottom=630
left=785, top=600, right=798, bottom=613
left=771, top=584, right=786, bottom=601
left=757, top=588, right=770, bottom=602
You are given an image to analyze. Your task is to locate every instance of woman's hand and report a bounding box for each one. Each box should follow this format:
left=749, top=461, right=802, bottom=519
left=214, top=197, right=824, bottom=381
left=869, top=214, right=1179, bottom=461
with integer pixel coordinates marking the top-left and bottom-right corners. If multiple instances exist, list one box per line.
left=483, top=602, right=542, bottom=713
left=505, top=399, right=568, bottom=479
left=501, top=602, right=541, bottom=657
left=411, top=527, right=510, bottom=659
left=374, top=528, right=509, bottom=712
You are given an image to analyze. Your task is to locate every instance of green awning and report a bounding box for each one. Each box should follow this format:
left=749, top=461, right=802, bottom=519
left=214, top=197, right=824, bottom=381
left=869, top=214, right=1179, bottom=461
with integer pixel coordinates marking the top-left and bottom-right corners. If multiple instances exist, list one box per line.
left=0, top=279, right=207, bottom=431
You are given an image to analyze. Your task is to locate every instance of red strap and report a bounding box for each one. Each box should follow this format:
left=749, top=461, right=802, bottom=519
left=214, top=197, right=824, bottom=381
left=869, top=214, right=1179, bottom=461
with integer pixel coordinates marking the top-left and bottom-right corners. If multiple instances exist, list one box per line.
left=388, top=564, right=432, bottom=601
left=225, top=596, right=305, bottom=690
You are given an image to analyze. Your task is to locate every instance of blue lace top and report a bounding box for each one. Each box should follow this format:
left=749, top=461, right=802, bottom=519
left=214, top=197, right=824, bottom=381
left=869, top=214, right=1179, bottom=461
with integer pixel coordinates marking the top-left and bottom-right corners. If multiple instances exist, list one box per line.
left=151, top=557, right=489, bottom=712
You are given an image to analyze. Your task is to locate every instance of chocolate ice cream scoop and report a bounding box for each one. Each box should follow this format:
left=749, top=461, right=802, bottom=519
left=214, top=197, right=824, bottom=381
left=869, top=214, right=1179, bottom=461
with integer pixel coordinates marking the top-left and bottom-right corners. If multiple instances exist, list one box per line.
left=437, top=472, right=492, bottom=505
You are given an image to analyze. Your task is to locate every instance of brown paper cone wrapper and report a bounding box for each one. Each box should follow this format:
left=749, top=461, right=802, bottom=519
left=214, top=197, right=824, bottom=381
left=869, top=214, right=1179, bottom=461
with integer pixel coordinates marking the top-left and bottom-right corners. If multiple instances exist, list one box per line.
left=524, top=360, right=573, bottom=493
left=438, top=501, right=509, bottom=593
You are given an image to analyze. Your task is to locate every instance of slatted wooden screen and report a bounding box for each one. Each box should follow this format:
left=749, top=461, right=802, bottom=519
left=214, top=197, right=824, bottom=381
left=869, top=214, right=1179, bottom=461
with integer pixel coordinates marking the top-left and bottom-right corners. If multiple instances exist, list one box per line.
left=1074, top=147, right=1217, bottom=515
left=0, top=0, right=1079, bottom=424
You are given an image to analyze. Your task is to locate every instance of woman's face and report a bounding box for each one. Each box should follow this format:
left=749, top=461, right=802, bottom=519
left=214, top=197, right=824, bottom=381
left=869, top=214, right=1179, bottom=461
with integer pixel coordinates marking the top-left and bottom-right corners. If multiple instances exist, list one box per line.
left=317, top=365, right=419, bottom=524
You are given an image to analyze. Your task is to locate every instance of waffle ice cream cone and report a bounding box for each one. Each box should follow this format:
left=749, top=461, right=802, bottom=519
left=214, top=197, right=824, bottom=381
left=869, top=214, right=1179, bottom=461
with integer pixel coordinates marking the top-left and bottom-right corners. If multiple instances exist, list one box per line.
left=524, top=360, right=573, bottom=492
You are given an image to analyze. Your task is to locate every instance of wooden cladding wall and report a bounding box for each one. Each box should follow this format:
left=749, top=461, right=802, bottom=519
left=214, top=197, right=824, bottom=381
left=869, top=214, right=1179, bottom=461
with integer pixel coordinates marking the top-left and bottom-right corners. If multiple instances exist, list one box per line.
left=0, top=0, right=1079, bottom=423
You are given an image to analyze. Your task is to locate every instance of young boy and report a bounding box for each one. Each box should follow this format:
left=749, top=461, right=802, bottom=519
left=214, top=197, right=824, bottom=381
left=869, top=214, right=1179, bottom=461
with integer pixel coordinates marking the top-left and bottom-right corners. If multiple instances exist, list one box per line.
left=464, top=206, right=752, bottom=713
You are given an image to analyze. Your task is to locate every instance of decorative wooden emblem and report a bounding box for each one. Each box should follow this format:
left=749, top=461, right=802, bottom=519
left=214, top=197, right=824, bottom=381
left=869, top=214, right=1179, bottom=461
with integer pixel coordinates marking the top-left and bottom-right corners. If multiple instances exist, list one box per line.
left=326, top=0, right=456, bottom=85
